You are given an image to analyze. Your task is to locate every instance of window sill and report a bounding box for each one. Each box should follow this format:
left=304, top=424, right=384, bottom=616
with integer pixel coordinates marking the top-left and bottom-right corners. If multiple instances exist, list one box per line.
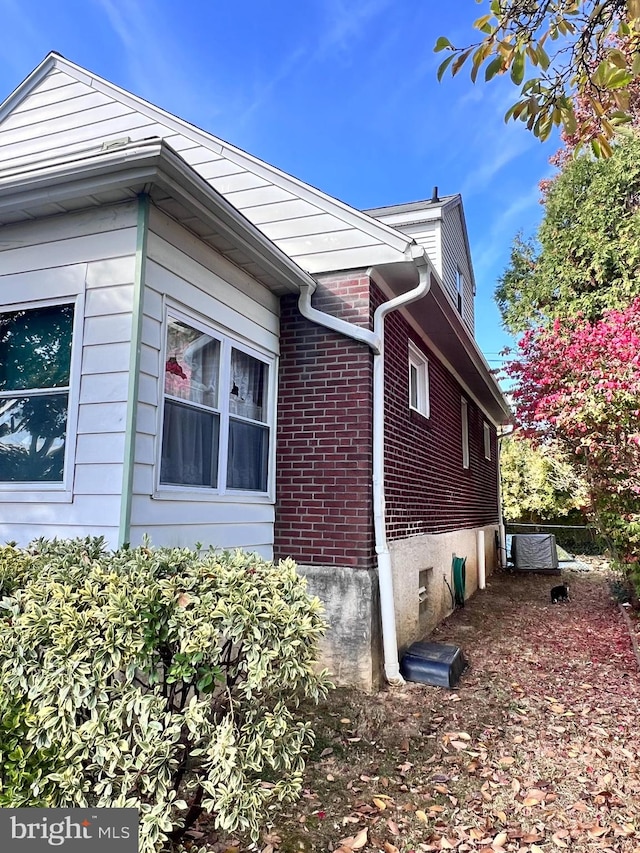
left=409, top=405, right=430, bottom=421
left=152, top=488, right=273, bottom=503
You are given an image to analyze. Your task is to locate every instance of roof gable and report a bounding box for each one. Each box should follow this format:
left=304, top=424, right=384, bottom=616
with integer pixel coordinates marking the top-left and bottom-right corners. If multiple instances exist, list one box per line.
left=366, top=194, right=477, bottom=324
left=0, top=53, right=413, bottom=274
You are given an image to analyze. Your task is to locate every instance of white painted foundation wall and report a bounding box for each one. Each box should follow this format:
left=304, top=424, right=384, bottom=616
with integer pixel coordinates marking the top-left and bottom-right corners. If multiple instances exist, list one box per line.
left=389, top=524, right=499, bottom=651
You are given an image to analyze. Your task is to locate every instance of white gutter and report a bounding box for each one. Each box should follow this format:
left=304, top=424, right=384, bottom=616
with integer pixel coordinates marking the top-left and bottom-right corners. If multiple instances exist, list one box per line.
left=298, top=243, right=432, bottom=684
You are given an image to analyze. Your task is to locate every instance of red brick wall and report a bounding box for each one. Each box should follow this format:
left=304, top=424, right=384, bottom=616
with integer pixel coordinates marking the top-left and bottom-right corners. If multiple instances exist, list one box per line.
left=274, top=276, right=500, bottom=565
left=374, top=283, right=500, bottom=539
left=274, top=275, right=375, bottom=568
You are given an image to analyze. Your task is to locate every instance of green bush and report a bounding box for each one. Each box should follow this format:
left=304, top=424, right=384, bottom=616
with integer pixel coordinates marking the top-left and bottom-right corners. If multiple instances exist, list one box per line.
left=0, top=538, right=330, bottom=852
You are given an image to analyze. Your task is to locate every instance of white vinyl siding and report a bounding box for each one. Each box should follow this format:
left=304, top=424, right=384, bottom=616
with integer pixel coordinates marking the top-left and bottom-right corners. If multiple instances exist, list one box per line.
left=0, top=202, right=280, bottom=556
left=0, top=61, right=408, bottom=274
left=127, top=208, right=279, bottom=558
left=365, top=199, right=476, bottom=334
left=396, top=220, right=441, bottom=274
left=0, top=204, right=138, bottom=547
left=442, top=206, right=475, bottom=333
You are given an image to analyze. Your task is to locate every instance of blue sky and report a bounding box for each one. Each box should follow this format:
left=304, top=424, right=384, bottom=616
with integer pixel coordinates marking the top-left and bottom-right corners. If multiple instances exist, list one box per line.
left=0, top=0, right=560, bottom=369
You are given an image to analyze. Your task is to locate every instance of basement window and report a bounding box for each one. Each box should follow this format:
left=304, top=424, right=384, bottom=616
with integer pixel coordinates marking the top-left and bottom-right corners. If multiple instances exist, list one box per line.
left=408, top=342, right=430, bottom=418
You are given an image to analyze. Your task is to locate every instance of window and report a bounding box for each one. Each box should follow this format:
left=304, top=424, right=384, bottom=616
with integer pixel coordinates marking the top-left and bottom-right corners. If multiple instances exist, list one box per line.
left=484, top=422, right=492, bottom=460
left=461, top=397, right=469, bottom=469
left=0, top=303, right=74, bottom=483
left=408, top=342, right=429, bottom=418
left=456, top=267, right=464, bottom=314
left=160, top=312, right=271, bottom=494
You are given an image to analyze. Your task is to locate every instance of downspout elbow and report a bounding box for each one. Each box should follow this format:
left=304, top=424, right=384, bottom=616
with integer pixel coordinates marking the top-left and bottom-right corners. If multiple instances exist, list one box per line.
left=371, top=248, right=432, bottom=333
left=298, top=281, right=381, bottom=354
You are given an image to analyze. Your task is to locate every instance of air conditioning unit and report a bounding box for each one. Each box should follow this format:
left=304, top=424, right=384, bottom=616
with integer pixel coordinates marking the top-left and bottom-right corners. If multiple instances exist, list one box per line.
left=510, top=533, right=559, bottom=574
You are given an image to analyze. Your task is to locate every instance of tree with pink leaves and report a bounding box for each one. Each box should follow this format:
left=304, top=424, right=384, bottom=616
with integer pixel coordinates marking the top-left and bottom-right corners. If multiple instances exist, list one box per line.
left=506, top=299, right=640, bottom=585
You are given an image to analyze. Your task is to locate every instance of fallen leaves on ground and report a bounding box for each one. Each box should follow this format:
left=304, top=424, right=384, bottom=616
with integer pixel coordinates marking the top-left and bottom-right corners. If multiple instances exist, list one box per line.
left=199, top=559, right=640, bottom=853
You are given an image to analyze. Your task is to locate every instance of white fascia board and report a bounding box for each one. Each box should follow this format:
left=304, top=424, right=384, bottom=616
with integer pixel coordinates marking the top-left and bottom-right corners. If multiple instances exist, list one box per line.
left=0, top=53, right=59, bottom=125
left=1, top=53, right=413, bottom=262
left=0, top=141, right=162, bottom=206
left=0, top=139, right=316, bottom=295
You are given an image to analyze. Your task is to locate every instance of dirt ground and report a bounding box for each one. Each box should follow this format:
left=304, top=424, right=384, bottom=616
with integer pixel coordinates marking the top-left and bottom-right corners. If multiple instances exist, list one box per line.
left=198, top=559, right=640, bottom=853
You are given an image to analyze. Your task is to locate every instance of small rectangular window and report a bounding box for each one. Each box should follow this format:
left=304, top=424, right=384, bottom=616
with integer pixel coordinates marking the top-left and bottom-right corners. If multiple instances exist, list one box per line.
left=408, top=342, right=429, bottom=418
left=0, top=303, right=74, bottom=483
left=456, top=267, right=464, bottom=314
left=484, top=422, right=492, bottom=460
left=461, top=397, right=469, bottom=469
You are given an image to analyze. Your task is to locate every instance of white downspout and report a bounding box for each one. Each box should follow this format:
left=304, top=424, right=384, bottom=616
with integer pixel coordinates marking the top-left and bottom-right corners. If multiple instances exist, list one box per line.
left=370, top=247, right=431, bottom=682
left=497, top=430, right=508, bottom=568
left=297, top=244, right=432, bottom=684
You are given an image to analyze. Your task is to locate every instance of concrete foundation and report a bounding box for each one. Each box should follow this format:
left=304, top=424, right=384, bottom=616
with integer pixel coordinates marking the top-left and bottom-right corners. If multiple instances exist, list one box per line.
left=296, top=564, right=383, bottom=692
left=389, top=525, right=499, bottom=652
left=296, top=526, right=498, bottom=690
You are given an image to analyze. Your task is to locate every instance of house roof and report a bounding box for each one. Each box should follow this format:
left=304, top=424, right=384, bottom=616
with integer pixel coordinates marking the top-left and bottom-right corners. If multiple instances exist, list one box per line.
left=0, top=52, right=417, bottom=274
left=365, top=193, right=459, bottom=222
left=0, top=52, right=510, bottom=423
left=0, top=136, right=317, bottom=296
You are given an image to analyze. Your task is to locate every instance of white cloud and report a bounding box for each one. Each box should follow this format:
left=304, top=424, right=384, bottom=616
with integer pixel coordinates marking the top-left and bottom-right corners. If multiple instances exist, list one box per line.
left=235, top=45, right=308, bottom=126
left=317, top=0, right=393, bottom=55
left=472, top=184, right=543, bottom=284
left=461, top=132, right=534, bottom=197
left=89, top=0, right=233, bottom=127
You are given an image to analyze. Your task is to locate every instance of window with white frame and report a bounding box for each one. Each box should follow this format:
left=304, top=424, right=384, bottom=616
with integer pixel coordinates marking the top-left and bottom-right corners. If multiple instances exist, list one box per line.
left=483, top=421, right=492, bottom=460
left=461, top=397, right=469, bottom=469
left=408, top=342, right=430, bottom=418
left=160, top=312, right=272, bottom=493
left=0, top=303, right=74, bottom=483
left=456, top=267, right=464, bottom=315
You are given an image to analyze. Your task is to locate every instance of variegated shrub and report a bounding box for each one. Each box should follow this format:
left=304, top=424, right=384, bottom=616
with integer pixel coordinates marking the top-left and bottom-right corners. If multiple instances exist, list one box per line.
left=0, top=537, right=330, bottom=852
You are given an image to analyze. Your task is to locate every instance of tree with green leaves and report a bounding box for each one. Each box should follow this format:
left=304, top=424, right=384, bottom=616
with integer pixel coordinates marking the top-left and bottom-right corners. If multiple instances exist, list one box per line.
left=495, top=132, right=640, bottom=333
left=0, top=538, right=330, bottom=851
left=436, top=0, right=640, bottom=155
left=500, top=432, right=589, bottom=522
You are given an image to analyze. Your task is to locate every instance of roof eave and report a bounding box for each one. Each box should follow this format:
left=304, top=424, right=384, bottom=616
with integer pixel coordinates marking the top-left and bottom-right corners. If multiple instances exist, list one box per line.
left=0, top=138, right=316, bottom=295
left=0, top=52, right=418, bottom=262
